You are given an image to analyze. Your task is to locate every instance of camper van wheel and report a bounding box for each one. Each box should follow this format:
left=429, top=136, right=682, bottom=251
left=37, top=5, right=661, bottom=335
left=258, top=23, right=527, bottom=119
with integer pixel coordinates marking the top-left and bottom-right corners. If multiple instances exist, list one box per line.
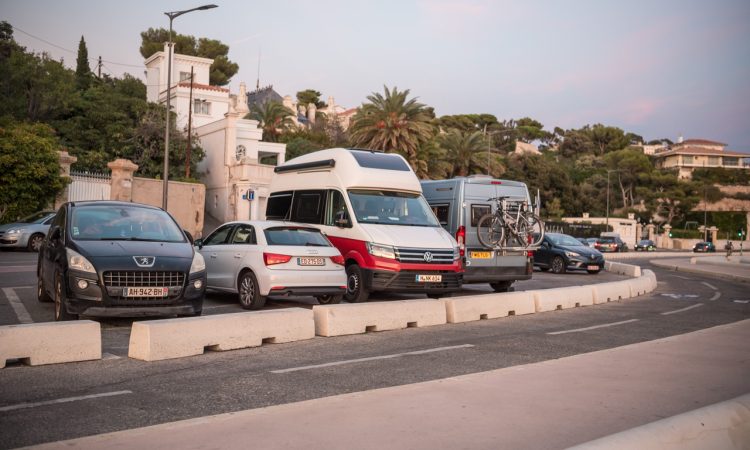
left=345, top=264, right=370, bottom=303
left=489, top=281, right=514, bottom=293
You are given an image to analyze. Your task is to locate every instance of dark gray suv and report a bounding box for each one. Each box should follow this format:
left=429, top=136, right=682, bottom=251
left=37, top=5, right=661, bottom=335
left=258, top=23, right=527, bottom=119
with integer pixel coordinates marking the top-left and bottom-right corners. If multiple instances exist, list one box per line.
left=37, top=201, right=206, bottom=320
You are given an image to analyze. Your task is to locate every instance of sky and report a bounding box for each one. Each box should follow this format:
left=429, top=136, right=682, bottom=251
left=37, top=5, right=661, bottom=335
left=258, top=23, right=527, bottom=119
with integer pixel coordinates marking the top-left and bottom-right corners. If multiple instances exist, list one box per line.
left=4, top=0, right=750, bottom=150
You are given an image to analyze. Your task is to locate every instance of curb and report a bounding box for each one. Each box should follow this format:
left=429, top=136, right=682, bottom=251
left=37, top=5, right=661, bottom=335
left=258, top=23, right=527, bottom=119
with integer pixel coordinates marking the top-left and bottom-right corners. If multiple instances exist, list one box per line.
left=650, top=259, right=750, bottom=284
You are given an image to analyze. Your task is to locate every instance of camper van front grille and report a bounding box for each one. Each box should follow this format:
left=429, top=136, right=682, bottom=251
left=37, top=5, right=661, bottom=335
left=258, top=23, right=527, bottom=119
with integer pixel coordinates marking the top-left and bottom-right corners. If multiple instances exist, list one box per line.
left=394, top=247, right=455, bottom=264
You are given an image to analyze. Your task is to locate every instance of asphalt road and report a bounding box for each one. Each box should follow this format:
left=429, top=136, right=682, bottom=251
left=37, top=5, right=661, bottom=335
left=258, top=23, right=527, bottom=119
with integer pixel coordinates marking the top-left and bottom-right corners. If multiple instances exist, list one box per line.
left=0, top=250, right=748, bottom=448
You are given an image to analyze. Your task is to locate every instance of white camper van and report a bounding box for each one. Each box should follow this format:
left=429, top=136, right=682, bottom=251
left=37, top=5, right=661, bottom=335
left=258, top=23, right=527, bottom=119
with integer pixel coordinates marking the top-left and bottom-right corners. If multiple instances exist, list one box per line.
left=266, top=148, right=462, bottom=302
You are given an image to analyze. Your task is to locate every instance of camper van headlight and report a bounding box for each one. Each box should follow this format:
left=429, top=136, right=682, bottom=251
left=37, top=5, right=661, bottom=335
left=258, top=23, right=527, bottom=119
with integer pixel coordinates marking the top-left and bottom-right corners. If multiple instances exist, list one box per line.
left=453, top=246, right=461, bottom=260
left=367, top=242, right=396, bottom=260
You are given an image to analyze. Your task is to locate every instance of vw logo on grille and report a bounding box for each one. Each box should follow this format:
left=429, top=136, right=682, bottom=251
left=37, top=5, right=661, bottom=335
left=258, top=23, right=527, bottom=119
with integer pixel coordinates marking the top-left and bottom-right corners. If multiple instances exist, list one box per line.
left=423, top=251, right=433, bottom=263
left=133, top=256, right=156, bottom=268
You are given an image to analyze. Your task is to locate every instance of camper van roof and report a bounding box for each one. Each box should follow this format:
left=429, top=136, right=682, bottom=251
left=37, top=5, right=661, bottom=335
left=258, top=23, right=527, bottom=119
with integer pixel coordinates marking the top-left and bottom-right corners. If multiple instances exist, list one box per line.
left=421, top=176, right=528, bottom=188
left=272, top=148, right=422, bottom=193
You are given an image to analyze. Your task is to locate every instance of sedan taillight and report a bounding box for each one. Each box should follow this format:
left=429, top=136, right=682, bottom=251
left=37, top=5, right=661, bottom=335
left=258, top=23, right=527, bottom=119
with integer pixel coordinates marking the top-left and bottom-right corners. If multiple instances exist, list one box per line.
left=263, top=252, right=292, bottom=266
left=330, top=255, right=345, bottom=265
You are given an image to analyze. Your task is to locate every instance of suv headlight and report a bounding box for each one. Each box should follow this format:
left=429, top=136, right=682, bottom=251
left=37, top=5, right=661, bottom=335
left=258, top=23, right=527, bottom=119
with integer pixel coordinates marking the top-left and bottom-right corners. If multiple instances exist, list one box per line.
left=453, top=246, right=461, bottom=260
left=190, top=252, right=206, bottom=274
left=367, top=242, right=396, bottom=259
left=67, top=248, right=96, bottom=273
left=565, top=251, right=580, bottom=258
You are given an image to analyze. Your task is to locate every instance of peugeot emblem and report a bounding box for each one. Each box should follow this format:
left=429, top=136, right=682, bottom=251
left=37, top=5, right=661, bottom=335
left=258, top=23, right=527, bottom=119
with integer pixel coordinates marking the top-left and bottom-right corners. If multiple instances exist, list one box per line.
left=134, top=256, right=156, bottom=268
left=423, top=251, right=433, bottom=263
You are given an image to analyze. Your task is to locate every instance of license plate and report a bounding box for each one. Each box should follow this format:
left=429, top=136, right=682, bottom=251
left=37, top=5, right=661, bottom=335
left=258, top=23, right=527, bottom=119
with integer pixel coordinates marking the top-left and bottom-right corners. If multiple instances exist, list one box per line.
left=126, top=287, right=168, bottom=297
left=470, top=251, right=492, bottom=259
left=298, top=257, right=325, bottom=266
left=416, top=274, right=442, bottom=283
left=587, top=265, right=599, bottom=271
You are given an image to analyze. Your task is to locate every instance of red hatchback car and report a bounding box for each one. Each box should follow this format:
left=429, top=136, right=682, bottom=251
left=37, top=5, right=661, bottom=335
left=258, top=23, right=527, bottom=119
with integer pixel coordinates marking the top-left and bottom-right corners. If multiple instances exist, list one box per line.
left=594, top=236, right=628, bottom=252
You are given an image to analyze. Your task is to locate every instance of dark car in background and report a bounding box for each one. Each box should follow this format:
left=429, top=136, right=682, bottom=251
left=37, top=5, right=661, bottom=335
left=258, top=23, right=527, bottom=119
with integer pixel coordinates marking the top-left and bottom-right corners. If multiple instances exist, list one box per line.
left=37, top=201, right=206, bottom=321
left=693, top=241, right=716, bottom=253
left=595, top=236, right=628, bottom=252
left=634, top=239, right=656, bottom=251
left=534, top=232, right=605, bottom=274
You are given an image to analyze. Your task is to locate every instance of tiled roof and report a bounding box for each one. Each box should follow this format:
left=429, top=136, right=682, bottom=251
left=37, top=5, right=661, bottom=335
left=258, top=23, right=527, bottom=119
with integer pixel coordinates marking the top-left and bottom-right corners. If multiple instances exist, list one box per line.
left=176, top=82, right=229, bottom=93
left=653, top=146, right=749, bottom=158
left=677, top=139, right=727, bottom=147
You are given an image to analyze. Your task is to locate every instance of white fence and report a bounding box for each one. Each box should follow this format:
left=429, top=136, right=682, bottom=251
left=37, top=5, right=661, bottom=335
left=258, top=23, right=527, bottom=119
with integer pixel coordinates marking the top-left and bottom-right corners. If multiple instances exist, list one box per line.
left=68, top=171, right=111, bottom=202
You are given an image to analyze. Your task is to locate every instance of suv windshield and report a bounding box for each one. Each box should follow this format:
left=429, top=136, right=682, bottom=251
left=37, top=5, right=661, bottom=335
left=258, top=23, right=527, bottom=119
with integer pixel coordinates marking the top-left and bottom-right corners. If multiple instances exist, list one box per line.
left=70, top=205, right=185, bottom=242
left=348, top=190, right=439, bottom=227
left=264, top=227, right=331, bottom=246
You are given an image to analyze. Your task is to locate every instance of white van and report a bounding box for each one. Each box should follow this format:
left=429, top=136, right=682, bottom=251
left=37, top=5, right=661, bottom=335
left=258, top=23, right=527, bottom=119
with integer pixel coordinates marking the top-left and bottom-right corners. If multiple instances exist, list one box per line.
left=266, top=148, right=462, bottom=302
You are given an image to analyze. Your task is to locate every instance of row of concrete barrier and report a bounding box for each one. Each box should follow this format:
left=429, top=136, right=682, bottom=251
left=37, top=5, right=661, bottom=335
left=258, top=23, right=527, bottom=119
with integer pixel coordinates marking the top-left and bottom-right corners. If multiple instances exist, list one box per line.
left=0, top=263, right=658, bottom=365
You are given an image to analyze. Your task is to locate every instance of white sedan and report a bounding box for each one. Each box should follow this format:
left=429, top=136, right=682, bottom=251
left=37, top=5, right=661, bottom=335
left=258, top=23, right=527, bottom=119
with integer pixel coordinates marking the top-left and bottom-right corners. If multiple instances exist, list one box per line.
left=195, top=221, right=347, bottom=309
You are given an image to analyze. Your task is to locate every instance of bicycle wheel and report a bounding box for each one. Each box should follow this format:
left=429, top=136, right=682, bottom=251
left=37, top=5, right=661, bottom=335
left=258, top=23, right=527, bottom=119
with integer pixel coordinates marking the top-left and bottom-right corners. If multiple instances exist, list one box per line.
left=477, top=214, right=505, bottom=249
left=518, top=213, right=544, bottom=247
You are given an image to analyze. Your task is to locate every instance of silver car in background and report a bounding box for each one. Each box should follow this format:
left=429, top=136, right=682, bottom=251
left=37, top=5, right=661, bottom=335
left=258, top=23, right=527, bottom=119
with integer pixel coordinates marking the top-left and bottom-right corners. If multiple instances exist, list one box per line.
left=195, top=221, right=347, bottom=310
left=0, top=211, right=56, bottom=252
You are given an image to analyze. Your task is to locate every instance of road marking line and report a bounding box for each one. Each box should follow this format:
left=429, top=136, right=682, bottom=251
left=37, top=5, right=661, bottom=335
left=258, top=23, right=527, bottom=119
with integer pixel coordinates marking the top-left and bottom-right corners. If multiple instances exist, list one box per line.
left=709, top=292, right=721, bottom=301
left=271, top=344, right=475, bottom=374
left=0, top=265, right=36, bottom=273
left=672, top=275, right=692, bottom=280
left=546, top=319, right=639, bottom=335
left=661, top=303, right=704, bottom=315
left=2, top=288, right=33, bottom=324
left=701, top=281, right=718, bottom=290
left=0, top=390, right=132, bottom=412
left=2, top=286, right=34, bottom=290
left=733, top=300, right=749, bottom=304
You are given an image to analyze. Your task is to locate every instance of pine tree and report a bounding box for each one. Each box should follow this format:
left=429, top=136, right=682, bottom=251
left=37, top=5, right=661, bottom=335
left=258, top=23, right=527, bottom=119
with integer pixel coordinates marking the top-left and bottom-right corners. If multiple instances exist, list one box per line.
left=75, top=36, right=91, bottom=90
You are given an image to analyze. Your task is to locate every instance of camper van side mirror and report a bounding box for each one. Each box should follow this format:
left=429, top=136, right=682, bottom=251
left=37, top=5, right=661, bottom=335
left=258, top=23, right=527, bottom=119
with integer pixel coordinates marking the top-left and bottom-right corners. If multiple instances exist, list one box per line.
left=334, top=211, right=350, bottom=228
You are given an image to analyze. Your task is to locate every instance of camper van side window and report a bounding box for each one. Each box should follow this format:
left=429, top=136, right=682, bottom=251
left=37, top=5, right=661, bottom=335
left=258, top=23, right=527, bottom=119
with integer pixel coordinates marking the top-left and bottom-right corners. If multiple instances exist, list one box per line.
left=431, top=204, right=450, bottom=226
left=266, top=191, right=293, bottom=220
left=325, top=190, right=351, bottom=227
left=292, top=190, right=325, bottom=224
left=471, top=205, right=491, bottom=227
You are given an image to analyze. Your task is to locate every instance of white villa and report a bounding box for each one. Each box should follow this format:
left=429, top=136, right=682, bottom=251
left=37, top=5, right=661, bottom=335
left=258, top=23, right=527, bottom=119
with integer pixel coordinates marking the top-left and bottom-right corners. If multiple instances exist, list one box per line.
left=145, top=44, right=286, bottom=223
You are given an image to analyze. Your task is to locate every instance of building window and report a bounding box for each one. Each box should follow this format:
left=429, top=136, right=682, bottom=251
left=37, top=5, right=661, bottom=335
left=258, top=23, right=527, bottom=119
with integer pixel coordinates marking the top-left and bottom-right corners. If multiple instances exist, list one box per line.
left=723, top=157, right=739, bottom=167
left=193, top=99, right=210, bottom=115
left=682, top=155, right=694, bottom=165
left=179, top=71, right=192, bottom=82
left=235, top=145, right=246, bottom=161
left=708, top=156, right=720, bottom=166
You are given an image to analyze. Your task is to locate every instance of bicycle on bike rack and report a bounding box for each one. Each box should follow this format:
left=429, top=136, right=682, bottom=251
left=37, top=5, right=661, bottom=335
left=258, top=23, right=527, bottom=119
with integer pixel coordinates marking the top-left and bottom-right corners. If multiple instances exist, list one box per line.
left=476, top=196, right=545, bottom=249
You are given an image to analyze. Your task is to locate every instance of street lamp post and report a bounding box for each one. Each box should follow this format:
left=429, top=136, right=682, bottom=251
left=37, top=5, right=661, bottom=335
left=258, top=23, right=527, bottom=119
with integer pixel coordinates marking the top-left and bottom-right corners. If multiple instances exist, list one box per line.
left=162, top=4, right=218, bottom=210
left=484, top=128, right=512, bottom=176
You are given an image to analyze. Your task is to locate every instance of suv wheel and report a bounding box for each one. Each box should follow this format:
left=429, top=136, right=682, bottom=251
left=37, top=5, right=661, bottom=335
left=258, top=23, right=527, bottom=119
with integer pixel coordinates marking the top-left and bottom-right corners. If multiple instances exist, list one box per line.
left=37, top=276, right=52, bottom=303
left=54, top=273, right=77, bottom=321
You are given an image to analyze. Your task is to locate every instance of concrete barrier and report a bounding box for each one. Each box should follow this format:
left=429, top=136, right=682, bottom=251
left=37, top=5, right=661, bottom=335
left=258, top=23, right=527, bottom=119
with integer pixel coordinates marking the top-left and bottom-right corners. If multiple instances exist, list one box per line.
left=592, top=280, right=633, bottom=304
left=313, top=299, right=446, bottom=337
left=532, top=285, right=595, bottom=312
left=0, top=321, right=101, bottom=368
left=605, top=261, right=642, bottom=277
left=444, top=291, right=535, bottom=323
left=642, top=269, right=658, bottom=290
left=569, top=393, right=750, bottom=450
left=128, top=308, right=315, bottom=362
left=629, top=276, right=653, bottom=296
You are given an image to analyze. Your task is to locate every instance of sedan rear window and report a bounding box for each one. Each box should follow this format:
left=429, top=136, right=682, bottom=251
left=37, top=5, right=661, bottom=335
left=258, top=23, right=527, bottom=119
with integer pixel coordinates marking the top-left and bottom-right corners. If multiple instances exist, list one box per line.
left=263, top=227, right=331, bottom=247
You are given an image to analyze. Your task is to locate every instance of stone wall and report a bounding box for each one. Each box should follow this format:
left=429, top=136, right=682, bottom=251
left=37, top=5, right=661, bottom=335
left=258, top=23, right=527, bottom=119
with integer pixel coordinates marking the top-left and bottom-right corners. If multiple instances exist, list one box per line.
left=131, top=178, right=205, bottom=238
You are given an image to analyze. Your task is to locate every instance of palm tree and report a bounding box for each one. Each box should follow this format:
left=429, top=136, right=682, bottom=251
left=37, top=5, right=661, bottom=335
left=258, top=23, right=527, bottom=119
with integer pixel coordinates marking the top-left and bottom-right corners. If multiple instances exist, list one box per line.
left=247, top=101, right=295, bottom=142
left=438, top=129, right=487, bottom=176
left=348, top=86, right=434, bottom=168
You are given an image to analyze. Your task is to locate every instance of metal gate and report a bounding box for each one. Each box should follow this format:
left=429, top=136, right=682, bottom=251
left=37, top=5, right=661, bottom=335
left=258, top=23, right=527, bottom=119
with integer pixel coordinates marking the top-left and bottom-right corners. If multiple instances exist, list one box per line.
left=68, top=171, right=111, bottom=202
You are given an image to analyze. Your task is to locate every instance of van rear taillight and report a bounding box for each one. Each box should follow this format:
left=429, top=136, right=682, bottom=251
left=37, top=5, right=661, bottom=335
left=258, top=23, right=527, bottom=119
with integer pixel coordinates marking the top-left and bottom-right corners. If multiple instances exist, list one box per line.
left=491, top=181, right=503, bottom=185
left=264, top=253, right=292, bottom=266
left=456, top=226, right=465, bottom=257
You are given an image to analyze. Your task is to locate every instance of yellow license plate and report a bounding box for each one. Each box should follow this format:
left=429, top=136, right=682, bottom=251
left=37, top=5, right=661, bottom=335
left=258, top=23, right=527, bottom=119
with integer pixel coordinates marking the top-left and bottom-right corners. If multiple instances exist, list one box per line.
left=470, top=251, right=492, bottom=259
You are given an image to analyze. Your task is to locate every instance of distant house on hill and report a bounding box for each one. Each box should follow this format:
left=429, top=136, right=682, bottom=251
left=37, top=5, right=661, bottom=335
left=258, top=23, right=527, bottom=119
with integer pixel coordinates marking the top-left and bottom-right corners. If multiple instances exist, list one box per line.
left=652, top=138, right=749, bottom=179
left=246, top=86, right=355, bottom=130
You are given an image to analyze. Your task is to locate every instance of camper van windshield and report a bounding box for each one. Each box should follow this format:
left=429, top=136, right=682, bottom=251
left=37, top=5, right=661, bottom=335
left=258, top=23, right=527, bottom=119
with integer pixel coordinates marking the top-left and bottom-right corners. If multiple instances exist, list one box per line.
left=348, top=190, right=439, bottom=227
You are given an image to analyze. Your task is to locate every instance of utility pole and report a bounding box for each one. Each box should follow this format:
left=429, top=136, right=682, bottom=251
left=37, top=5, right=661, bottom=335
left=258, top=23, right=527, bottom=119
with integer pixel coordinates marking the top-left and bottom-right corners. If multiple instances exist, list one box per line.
left=97, top=56, right=102, bottom=78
